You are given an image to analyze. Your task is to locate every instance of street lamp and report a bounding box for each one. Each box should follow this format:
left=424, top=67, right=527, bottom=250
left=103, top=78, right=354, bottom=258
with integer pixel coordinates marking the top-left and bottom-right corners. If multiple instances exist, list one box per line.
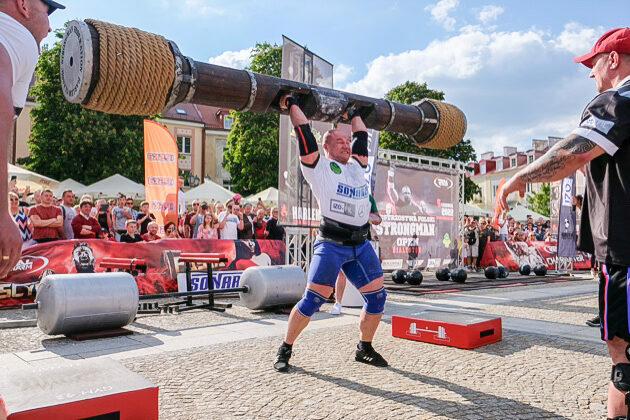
left=187, top=173, right=200, bottom=188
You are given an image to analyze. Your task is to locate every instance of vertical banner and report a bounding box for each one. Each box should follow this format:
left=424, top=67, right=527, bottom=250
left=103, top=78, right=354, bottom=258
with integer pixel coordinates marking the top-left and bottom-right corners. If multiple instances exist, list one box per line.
left=364, top=129, right=380, bottom=193
left=549, top=179, right=562, bottom=239
left=278, top=36, right=333, bottom=226
left=144, top=120, right=179, bottom=233
left=557, top=173, right=577, bottom=257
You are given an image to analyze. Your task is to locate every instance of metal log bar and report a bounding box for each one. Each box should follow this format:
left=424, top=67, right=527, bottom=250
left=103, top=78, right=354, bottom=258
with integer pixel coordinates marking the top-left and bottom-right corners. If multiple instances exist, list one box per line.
left=138, top=287, right=248, bottom=300
left=60, top=20, right=467, bottom=150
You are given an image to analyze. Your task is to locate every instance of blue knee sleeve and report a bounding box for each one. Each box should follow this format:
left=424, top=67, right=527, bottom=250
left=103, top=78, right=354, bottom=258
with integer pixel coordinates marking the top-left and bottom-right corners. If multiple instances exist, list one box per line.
left=361, top=287, right=386, bottom=314
left=296, top=289, right=327, bottom=317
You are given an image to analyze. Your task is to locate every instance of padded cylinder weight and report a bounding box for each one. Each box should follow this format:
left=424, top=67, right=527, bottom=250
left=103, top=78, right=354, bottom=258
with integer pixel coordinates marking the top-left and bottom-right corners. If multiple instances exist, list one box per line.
left=35, top=273, right=139, bottom=335
left=239, top=265, right=307, bottom=310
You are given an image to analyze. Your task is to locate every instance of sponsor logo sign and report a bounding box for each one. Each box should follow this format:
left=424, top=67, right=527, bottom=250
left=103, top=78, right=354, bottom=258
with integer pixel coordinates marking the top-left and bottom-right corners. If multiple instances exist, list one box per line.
left=177, top=271, right=243, bottom=292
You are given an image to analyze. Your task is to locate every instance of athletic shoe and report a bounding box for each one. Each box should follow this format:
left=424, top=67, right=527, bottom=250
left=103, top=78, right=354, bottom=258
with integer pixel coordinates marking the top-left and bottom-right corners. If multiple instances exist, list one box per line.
left=355, top=347, right=388, bottom=367
left=273, top=345, right=292, bottom=372
left=330, top=302, right=342, bottom=315
left=585, top=315, right=600, bottom=328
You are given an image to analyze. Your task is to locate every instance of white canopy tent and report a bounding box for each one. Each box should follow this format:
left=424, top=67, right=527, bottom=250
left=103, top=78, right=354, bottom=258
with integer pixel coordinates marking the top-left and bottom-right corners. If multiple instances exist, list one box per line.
left=53, top=178, right=86, bottom=197
left=184, top=179, right=234, bottom=204
left=461, top=204, right=492, bottom=218
left=78, top=174, right=145, bottom=199
left=8, top=163, right=59, bottom=191
left=507, top=204, right=548, bottom=223
left=245, top=187, right=278, bottom=204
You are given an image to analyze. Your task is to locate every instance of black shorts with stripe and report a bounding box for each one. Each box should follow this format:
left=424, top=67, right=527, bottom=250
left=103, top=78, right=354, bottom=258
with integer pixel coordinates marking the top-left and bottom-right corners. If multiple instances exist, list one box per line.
left=599, top=264, right=630, bottom=342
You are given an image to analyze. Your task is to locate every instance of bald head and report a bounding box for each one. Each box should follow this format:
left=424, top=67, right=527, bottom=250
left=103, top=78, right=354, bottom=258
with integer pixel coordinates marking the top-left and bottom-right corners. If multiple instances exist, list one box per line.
left=322, top=129, right=351, bottom=164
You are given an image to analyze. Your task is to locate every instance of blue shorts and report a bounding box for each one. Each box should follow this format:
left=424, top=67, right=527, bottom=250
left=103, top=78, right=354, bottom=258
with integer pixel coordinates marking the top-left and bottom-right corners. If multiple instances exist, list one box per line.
left=308, top=240, right=383, bottom=289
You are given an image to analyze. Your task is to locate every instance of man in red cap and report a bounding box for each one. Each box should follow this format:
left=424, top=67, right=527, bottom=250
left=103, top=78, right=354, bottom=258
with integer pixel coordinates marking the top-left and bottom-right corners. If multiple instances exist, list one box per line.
left=0, top=0, right=64, bottom=279
left=497, top=27, right=630, bottom=419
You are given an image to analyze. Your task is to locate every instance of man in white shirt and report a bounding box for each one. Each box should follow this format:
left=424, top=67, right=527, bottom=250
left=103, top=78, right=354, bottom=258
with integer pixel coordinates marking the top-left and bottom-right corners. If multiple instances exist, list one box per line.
left=498, top=210, right=509, bottom=241
left=0, top=0, right=64, bottom=277
left=218, top=203, right=243, bottom=240
left=273, top=94, right=387, bottom=372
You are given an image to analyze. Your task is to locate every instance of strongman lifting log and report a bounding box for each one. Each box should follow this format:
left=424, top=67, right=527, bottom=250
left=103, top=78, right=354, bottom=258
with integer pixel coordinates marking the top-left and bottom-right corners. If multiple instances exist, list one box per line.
left=60, top=19, right=467, bottom=150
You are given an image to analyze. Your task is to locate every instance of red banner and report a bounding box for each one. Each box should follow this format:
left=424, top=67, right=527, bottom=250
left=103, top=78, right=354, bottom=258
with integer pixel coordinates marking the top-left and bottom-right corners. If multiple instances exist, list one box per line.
left=480, top=240, right=591, bottom=271
left=0, top=239, right=286, bottom=308
left=144, top=120, right=179, bottom=233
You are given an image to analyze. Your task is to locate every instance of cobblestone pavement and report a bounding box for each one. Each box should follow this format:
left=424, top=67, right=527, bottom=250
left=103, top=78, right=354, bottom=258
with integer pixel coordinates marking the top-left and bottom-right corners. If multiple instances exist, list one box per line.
left=0, top=278, right=612, bottom=419
left=122, top=324, right=607, bottom=420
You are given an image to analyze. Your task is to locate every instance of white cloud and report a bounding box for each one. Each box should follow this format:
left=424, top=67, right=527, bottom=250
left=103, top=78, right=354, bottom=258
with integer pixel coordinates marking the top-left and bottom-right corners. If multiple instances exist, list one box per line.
left=471, top=114, right=578, bottom=155
left=342, top=28, right=546, bottom=98
left=477, top=5, right=504, bottom=24
left=334, top=64, right=354, bottom=85
left=208, top=47, right=253, bottom=69
left=552, top=22, right=600, bottom=55
left=160, top=0, right=228, bottom=18
left=425, top=0, right=458, bottom=31
left=341, top=22, right=600, bottom=156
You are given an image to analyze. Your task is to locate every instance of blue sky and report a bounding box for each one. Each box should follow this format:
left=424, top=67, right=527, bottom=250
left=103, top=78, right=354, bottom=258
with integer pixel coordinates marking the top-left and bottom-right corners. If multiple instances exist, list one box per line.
left=46, top=0, right=630, bottom=158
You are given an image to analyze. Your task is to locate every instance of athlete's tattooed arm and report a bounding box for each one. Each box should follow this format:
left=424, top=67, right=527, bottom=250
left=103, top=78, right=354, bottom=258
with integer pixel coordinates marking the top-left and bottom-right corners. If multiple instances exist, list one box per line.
left=496, top=134, right=604, bottom=210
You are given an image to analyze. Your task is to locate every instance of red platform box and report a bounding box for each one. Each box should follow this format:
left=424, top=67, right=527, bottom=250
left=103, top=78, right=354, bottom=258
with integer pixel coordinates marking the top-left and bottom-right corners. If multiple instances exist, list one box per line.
left=0, top=358, right=158, bottom=420
left=392, top=310, right=502, bottom=349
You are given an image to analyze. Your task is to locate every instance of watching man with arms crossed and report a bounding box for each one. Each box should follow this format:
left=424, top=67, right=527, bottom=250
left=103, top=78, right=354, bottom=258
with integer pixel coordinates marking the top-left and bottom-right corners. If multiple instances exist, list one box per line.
left=497, top=28, right=630, bottom=420
left=273, top=94, right=387, bottom=372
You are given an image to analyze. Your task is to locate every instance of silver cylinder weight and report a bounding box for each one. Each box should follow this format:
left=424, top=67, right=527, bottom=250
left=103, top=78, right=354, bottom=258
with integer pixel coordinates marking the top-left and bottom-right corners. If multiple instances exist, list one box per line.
left=239, top=265, right=307, bottom=310
left=35, top=273, right=139, bottom=335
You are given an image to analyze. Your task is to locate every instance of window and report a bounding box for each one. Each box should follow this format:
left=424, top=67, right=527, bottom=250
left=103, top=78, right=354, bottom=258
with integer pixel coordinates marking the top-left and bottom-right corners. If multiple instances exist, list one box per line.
left=496, top=160, right=503, bottom=171
left=224, top=116, right=234, bottom=130
left=528, top=155, right=534, bottom=164
left=481, top=163, right=486, bottom=174
left=177, top=136, right=191, bottom=154
left=526, top=183, right=532, bottom=193
left=176, top=108, right=187, bottom=115
left=492, top=184, right=499, bottom=199
left=511, top=158, right=516, bottom=167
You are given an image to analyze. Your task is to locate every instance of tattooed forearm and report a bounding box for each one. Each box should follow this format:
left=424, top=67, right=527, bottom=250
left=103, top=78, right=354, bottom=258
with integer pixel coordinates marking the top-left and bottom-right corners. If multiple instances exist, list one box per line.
left=520, top=154, right=577, bottom=182
left=557, top=135, right=596, bottom=154
left=516, top=134, right=596, bottom=184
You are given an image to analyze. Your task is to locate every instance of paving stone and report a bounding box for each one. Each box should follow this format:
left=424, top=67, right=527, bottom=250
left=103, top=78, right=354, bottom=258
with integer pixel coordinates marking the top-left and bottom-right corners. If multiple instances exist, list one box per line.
left=0, top=279, right=612, bottom=419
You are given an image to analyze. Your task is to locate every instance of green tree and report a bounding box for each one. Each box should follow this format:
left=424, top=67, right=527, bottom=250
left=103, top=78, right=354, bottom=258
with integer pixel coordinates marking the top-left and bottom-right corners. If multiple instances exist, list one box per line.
left=526, top=183, right=551, bottom=217
left=380, top=81, right=480, bottom=202
left=223, top=43, right=282, bottom=195
left=19, top=31, right=147, bottom=184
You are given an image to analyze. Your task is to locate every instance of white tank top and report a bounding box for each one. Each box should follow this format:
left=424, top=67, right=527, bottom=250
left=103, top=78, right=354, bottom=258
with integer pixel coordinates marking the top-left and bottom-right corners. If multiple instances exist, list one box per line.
left=0, top=12, right=39, bottom=112
left=300, top=155, right=370, bottom=227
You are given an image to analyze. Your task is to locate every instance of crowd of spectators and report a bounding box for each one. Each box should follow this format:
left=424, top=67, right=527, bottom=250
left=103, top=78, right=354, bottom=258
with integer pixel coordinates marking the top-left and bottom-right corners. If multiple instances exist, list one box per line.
left=461, top=211, right=552, bottom=271
left=179, top=194, right=284, bottom=241
left=8, top=187, right=285, bottom=249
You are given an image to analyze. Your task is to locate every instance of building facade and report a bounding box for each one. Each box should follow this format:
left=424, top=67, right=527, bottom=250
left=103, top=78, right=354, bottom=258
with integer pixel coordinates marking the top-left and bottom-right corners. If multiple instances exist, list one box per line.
left=11, top=101, right=234, bottom=189
left=467, top=138, right=560, bottom=209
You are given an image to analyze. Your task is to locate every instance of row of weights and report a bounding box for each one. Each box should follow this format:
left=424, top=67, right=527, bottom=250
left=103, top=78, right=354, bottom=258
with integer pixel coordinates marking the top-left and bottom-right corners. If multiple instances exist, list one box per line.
left=435, top=267, right=467, bottom=283
left=484, top=264, right=547, bottom=279
left=391, top=269, right=424, bottom=285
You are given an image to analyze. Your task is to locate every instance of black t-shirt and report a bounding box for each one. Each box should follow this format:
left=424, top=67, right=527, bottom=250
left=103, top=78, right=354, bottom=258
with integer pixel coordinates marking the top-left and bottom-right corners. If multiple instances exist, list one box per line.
left=137, top=212, right=155, bottom=235
left=97, top=204, right=109, bottom=230
left=478, top=226, right=492, bottom=246
left=577, top=76, right=630, bottom=264
left=265, top=218, right=285, bottom=240
left=120, top=233, right=143, bottom=243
